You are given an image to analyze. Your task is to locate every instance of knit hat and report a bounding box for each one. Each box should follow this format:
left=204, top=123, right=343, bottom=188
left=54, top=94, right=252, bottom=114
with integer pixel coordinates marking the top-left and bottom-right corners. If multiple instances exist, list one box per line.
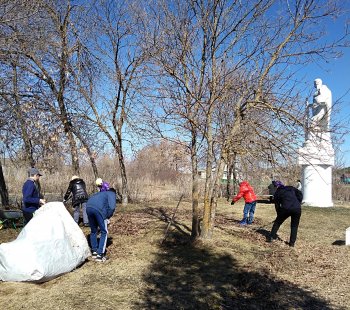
left=71, top=175, right=79, bottom=181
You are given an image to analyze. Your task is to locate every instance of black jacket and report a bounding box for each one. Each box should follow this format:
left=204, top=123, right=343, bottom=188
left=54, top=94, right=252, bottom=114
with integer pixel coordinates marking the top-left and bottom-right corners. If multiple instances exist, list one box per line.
left=274, top=186, right=303, bottom=211
left=64, top=178, right=89, bottom=207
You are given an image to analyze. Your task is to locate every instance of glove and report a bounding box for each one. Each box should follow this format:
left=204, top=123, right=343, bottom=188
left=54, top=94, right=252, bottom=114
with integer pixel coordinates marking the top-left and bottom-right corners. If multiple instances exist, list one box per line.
left=231, top=201, right=235, bottom=205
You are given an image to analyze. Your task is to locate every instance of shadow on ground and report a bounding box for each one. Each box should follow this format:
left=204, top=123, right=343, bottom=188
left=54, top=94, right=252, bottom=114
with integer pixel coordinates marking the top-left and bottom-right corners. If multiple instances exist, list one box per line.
left=332, top=240, right=345, bottom=246
left=135, top=232, right=341, bottom=310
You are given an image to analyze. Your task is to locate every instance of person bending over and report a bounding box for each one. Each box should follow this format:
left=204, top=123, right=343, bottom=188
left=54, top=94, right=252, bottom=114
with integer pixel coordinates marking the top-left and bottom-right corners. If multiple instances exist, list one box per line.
left=268, top=180, right=303, bottom=247
left=86, top=188, right=117, bottom=262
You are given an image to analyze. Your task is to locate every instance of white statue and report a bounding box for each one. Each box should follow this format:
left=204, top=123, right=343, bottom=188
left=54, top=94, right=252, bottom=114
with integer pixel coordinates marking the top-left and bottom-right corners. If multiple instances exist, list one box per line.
left=299, top=79, right=334, bottom=208
left=309, top=78, right=332, bottom=132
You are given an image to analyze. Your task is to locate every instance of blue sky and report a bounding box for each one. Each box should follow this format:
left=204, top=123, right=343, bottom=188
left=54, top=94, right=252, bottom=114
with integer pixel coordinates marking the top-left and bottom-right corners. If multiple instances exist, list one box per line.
left=326, top=49, right=350, bottom=167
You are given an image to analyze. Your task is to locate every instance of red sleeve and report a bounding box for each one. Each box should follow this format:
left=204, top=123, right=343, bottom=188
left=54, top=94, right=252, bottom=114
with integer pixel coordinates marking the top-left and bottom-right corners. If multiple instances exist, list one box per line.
left=233, top=185, right=247, bottom=202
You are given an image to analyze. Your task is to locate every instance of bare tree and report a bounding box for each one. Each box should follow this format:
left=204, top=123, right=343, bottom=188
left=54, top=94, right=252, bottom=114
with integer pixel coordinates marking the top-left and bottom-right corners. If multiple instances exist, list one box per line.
left=0, top=1, right=106, bottom=176
left=73, top=0, right=149, bottom=205
left=140, top=0, right=349, bottom=239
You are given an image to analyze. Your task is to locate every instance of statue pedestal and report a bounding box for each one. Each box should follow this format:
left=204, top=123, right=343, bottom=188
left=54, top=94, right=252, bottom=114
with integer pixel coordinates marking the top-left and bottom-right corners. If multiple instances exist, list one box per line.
left=298, top=136, right=334, bottom=207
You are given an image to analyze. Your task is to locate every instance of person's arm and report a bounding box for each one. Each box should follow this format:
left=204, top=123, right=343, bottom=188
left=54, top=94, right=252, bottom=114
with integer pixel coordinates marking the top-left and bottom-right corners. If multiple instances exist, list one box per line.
left=64, top=182, right=73, bottom=201
left=274, top=190, right=281, bottom=212
left=294, top=188, right=303, bottom=203
left=233, top=185, right=246, bottom=202
left=106, top=192, right=116, bottom=218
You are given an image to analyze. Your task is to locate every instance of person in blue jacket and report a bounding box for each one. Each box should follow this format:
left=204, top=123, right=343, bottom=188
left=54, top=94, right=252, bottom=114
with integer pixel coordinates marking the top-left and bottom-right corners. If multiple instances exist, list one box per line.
left=267, top=180, right=303, bottom=247
left=86, top=188, right=117, bottom=262
left=22, top=167, right=46, bottom=224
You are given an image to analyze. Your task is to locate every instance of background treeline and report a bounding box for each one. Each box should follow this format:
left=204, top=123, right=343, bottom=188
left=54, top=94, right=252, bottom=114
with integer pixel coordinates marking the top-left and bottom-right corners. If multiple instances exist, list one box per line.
left=0, top=0, right=349, bottom=239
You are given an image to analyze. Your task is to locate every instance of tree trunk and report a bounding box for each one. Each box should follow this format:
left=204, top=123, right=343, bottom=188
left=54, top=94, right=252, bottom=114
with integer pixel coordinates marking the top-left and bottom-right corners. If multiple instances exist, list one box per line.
left=0, top=160, right=9, bottom=208
left=72, top=129, right=98, bottom=178
left=226, top=163, right=234, bottom=200
left=11, top=62, right=35, bottom=167
left=210, top=157, right=226, bottom=230
left=190, top=132, right=200, bottom=239
left=115, top=137, right=129, bottom=205
left=201, top=111, right=214, bottom=239
left=58, top=10, right=80, bottom=175
left=64, top=126, right=80, bottom=175
left=226, top=152, right=236, bottom=201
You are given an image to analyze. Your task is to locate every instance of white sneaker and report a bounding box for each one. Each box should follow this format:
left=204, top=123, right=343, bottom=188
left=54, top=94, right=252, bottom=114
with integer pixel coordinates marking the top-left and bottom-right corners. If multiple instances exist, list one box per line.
left=95, top=255, right=107, bottom=262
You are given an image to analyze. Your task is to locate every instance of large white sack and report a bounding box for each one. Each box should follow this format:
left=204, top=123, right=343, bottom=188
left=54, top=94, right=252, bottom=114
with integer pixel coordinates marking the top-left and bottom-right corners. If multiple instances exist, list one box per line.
left=0, top=202, right=91, bottom=282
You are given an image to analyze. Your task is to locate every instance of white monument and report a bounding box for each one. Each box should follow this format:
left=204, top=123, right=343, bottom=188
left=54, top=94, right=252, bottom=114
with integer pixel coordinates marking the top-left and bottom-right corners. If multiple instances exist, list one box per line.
left=298, top=78, right=334, bottom=207
left=346, top=227, right=350, bottom=246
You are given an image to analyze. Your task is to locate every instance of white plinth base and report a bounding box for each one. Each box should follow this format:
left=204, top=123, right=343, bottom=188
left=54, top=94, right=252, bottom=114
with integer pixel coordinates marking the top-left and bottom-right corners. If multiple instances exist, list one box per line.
left=346, top=227, right=350, bottom=246
left=299, top=137, right=334, bottom=208
left=301, top=165, right=333, bottom=207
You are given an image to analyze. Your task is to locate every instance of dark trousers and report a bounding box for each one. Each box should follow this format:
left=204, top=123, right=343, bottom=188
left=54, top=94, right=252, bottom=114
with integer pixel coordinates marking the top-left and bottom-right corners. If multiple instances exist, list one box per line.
left=270, top=208, right=301, bottom=245
left=22, top=209, right=36, bottom=225
left=86, top=207, right=108, bottom=256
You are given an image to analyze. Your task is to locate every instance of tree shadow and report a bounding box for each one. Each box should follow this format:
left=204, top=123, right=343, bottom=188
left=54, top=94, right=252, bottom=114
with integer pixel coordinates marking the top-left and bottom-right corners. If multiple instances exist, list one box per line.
left=135, top=232, right=341, bottom=310
left=144, top=206, right=192, bottom=235
left=332, top=240, right=345, bottom=246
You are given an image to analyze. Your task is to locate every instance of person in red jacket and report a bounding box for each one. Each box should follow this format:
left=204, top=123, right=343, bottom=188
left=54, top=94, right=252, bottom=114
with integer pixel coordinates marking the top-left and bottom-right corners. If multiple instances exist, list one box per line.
left=231, top=180, right=257, bottom=225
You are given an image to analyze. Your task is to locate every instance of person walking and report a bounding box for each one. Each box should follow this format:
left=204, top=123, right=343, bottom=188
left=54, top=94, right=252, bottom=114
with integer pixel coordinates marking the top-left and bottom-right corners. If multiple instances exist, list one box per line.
left=86, top=188, right=117, bottom=262
left=22, top=167, right=46, bottom=224
left=267, top=180, right=303, bottom=247
left=95, top=178, right=110, bottom=192
left=231, top=180, right=257, bottom=225
left=64, top=176, right=89, bottom=226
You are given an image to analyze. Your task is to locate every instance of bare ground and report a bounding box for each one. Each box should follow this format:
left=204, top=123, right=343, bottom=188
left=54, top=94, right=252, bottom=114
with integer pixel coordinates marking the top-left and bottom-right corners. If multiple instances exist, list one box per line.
left=0, top=200, right=349, bottom=310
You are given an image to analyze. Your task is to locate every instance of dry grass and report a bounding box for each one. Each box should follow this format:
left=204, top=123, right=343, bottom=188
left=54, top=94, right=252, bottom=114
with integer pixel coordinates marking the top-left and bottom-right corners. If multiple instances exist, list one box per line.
left=0, top=200, right=350, bottom=310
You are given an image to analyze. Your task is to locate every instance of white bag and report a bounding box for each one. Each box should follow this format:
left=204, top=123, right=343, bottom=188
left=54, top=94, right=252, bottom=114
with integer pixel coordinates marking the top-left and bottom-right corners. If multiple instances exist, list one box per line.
left=0, top=202, right=91, bottom=282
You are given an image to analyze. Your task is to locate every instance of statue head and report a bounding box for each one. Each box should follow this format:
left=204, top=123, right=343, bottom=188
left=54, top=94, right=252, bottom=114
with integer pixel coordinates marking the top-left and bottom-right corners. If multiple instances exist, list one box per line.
left=314, top=78, right=322, bottom=90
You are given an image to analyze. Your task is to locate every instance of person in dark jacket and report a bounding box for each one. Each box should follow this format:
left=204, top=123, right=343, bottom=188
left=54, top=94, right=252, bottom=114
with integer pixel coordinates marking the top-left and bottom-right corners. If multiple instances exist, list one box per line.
left=86, top=188, right=117, bottom=262
left=267, top=180, right=303, bottom=247
left=22, top=167, right=46, bottom=224
left=64, top=176, right=89, bottom=226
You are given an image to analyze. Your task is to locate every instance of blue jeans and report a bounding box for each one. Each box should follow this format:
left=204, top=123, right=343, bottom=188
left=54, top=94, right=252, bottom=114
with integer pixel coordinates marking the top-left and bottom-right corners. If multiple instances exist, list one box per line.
left=73, top=202, right=88, bottom=225
left=243, top=201, right=257, bottom=224
left=86, top=207, right=108, bottom=256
